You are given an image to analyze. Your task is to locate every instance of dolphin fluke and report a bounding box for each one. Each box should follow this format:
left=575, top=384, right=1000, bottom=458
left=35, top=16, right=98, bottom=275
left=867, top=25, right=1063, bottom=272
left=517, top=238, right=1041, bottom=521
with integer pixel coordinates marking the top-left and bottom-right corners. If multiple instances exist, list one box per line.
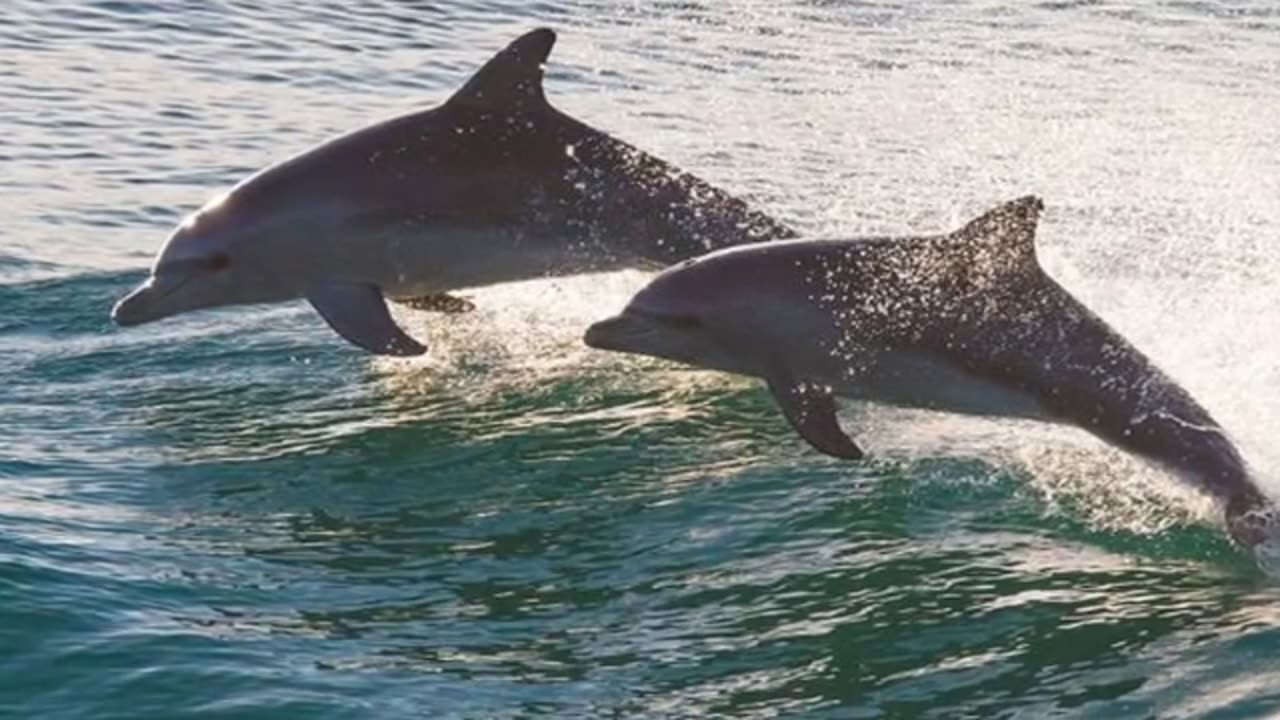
left=1226, top=492, right=1279, bottom=547
left=449, top=28, right=556, bottom=109
left=1235, top=500, right=1280, bottom=573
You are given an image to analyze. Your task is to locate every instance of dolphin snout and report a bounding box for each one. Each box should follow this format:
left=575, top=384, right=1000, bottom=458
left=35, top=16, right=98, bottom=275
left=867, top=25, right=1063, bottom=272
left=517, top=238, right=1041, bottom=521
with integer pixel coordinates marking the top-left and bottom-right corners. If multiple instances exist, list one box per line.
left=584, top=313, right=650, bottom=352
left=112, top=274, right=190, bottom=327
left=111, top=280, right=157, bottom=326
left=583, top=316, right=614, bottom=348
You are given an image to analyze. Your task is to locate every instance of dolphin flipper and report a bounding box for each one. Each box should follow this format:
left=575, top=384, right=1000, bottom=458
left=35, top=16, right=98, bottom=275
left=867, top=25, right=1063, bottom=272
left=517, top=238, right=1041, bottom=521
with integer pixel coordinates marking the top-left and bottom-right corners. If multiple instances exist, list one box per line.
left=766, top=373, right=864, bottom=460
left=393, top=293, right=476, bottom=314
left=307, top=283, right=426, bottom=356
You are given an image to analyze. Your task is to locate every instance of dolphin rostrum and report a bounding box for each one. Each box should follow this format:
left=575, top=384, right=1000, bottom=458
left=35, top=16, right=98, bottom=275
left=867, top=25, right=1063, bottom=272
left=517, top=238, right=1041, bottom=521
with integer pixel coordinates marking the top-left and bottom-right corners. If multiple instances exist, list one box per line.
left=112, top=28, right=794, bottom=355
left=584, top=197, right=1276, bottom=549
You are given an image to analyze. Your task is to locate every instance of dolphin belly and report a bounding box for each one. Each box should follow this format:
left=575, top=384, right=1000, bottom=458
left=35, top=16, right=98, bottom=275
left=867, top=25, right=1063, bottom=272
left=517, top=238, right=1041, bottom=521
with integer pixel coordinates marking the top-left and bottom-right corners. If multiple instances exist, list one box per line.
left=834, top=350, right=1055, bottom=422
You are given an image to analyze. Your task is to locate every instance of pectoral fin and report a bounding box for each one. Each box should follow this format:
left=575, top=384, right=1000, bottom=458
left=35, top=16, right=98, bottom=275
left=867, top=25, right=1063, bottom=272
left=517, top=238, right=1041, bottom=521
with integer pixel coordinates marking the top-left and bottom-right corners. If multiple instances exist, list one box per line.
left=766, top=373, right=864, bottom=460
left=392, top=293, right=476, bottom=314
left=307, top=282, right=426, bottom=356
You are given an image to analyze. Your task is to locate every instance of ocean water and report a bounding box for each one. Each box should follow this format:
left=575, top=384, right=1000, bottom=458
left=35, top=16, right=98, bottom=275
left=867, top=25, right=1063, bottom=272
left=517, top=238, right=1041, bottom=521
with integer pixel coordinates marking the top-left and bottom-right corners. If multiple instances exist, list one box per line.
left=4, top=1, right=1280, bottom=717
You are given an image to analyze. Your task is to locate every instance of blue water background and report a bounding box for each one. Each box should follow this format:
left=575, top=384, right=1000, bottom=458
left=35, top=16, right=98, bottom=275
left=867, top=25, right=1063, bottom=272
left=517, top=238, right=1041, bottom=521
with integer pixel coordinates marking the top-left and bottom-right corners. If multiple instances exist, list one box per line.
left=3, top=2, right=1280, bottom=717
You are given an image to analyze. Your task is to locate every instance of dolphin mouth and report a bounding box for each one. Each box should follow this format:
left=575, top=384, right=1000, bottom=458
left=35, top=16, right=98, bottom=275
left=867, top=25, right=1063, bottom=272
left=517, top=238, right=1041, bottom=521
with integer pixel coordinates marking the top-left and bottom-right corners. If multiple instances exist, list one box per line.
left=583, top=311, right=658, bottom=354
left=111, top=274, right=193, bottom=327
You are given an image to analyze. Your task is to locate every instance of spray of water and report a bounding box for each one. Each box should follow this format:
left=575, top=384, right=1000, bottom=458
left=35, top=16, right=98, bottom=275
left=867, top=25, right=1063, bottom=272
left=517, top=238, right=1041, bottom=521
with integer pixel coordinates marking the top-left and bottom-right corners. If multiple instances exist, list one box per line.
left=361, top=2, right=1280, bottom=568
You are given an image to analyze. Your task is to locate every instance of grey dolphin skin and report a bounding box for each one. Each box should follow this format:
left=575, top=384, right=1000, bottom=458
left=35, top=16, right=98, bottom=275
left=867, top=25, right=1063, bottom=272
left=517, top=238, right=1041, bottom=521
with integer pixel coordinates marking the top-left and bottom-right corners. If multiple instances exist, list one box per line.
left=585, top=197, right=1276, bottom=548
left=111, top=28, right=794, bottom=355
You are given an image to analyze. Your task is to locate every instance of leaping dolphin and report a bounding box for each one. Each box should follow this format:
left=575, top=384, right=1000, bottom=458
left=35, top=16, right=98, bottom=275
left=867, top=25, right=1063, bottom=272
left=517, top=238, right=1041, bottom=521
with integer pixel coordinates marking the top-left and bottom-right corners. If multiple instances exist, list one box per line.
left=111, top=28, right=795, bottom=355
left=584, top=197, right=1276, bottom=549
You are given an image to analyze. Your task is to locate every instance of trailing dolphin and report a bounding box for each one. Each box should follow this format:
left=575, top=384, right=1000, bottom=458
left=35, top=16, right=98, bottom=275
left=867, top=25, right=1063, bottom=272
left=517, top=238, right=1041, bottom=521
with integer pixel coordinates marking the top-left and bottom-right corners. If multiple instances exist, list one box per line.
left=584, top=197, right=1276, bottom=549
left=112, top=28, right=795, bottom=355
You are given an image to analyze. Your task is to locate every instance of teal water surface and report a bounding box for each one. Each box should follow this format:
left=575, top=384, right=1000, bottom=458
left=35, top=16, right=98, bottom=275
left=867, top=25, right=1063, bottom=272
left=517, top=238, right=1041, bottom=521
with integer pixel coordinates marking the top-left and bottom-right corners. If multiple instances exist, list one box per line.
left=4, top=2, right=1280, bottom=718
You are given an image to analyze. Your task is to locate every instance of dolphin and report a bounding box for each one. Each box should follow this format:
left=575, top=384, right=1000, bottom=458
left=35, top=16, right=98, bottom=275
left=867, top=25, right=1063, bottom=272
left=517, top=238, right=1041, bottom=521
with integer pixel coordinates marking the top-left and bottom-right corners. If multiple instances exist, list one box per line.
left=111, top=28, right=795, bottom=355
left=584, top=196, right=1276, bottom=548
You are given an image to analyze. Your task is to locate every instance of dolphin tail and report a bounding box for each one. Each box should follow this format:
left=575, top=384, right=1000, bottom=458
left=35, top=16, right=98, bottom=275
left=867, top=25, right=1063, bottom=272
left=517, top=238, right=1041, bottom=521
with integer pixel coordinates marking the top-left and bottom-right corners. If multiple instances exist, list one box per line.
left=1225, top=489, right=1278, bottom=546
left=1226, top=491, right=1280, bottom=576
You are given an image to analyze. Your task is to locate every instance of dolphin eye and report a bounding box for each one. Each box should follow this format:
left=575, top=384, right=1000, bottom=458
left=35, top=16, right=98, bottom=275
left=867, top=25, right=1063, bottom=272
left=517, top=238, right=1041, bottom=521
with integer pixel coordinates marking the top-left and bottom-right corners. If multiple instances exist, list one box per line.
left=206, top=252, right=231, bottom=271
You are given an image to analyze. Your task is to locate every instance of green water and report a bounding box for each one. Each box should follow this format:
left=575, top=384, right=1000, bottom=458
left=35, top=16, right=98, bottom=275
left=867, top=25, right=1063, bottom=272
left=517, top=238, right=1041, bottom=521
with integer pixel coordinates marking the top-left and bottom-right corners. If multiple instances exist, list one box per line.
left=4, top=1, right=1280, bottom=717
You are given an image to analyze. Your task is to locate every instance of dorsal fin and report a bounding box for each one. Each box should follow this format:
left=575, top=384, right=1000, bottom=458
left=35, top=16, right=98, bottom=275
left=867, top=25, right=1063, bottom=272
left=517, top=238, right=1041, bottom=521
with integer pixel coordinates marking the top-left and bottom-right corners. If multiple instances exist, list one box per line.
left=952, top=195, right=1044, bottom=272
left=448, top=28, right=555, bottom=110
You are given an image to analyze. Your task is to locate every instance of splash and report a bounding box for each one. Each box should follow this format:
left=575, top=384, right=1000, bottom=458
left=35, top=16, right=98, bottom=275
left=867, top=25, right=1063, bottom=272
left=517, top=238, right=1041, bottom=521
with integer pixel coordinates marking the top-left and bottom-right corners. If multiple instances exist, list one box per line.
left=1253, top=535, right=1280, bottom=578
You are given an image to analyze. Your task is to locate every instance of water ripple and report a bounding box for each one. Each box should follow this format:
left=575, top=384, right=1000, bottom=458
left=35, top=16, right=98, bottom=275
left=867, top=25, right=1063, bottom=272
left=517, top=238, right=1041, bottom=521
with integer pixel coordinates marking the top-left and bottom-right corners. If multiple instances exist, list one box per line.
left=3, top=1, right=1280, bottom=717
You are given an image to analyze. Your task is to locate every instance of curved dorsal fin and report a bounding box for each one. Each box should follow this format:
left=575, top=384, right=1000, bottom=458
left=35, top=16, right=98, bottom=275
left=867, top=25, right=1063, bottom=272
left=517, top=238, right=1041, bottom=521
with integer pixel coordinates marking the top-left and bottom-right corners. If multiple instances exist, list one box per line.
left=448, top=28, right=556, bottom=110
left=952, top=195, right=1044, bottom=272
